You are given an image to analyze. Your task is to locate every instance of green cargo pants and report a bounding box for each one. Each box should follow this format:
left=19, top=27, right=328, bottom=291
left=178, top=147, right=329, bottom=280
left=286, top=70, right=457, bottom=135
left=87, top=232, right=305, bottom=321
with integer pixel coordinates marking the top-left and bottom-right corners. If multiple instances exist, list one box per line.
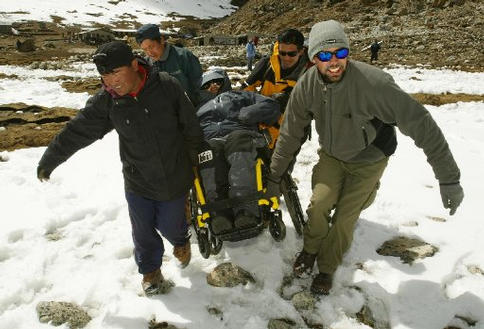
left=304, top=151, right=388, bottom=274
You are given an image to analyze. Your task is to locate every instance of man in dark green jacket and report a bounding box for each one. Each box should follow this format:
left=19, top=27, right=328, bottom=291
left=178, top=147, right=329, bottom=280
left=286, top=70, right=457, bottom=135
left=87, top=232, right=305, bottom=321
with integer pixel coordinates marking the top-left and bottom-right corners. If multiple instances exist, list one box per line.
left=265, top=20, right=464, bottom=295
left=37, top=41, right=203, bottom=296
left=136, top=24, right=202, bottom=106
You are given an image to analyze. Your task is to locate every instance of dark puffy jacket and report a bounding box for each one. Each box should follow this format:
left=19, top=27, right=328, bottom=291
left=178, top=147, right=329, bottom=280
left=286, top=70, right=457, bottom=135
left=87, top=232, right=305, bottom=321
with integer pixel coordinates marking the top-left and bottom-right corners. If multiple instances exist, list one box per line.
left=196, top=91, right=280, bottom=140
left=38, top=62, right=203, bottom=201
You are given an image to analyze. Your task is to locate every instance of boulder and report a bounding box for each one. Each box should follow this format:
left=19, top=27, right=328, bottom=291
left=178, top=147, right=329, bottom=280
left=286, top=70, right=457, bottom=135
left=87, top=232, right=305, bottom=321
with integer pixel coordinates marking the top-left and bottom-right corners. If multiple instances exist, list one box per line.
left=36, top=301, right=91, bottom=328
left=268, top=318, right=297, bottom=329
left=376, top=236, right=438, bottom=263
left=16, top=38, right=35, bottom=52
left=206, top=262, right=256, bottom=287
left=291, top=290, right=316, bottom=311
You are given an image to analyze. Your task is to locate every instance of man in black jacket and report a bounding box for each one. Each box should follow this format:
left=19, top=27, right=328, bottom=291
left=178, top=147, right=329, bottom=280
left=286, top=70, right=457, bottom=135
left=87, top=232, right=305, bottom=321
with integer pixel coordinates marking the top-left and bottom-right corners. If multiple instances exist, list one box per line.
left=370, top=39, right=381, bottom=63
left=37, top=41, right=203, bottom=296
left=196, top=76, right=280, bottom=233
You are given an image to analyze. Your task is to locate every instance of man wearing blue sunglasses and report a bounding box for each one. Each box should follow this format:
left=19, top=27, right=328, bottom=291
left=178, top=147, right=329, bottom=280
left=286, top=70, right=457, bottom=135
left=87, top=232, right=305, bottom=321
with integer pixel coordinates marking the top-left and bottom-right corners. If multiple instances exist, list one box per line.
left=265, top=20, right=464, bottom=295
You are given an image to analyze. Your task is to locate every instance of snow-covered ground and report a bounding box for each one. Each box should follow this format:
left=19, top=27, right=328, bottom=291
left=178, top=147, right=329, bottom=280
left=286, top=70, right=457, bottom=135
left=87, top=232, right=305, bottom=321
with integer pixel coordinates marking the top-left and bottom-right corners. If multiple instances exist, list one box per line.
left=0, top=63, right=483, bottom=328
left=0, top=0, right=236, bottom=26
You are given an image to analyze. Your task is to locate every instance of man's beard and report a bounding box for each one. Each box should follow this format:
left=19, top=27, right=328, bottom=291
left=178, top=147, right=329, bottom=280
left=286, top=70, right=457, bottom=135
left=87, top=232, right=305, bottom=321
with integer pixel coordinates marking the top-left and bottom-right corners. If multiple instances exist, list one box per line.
left=322, top=63, right=346, bottom=83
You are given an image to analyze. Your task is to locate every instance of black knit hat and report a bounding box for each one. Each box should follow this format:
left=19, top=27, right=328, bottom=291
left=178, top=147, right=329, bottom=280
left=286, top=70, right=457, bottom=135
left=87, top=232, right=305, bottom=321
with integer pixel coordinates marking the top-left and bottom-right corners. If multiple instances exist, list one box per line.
left=92, top=41, right=134, bottom=74
left=135, top=24, right=161, bottom=44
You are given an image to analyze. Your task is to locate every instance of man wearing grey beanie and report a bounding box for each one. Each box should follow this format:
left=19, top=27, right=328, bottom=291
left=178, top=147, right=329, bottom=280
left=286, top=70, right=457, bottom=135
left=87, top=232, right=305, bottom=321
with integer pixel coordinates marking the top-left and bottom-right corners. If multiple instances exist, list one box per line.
left=264, top=20, right=463, bottom=294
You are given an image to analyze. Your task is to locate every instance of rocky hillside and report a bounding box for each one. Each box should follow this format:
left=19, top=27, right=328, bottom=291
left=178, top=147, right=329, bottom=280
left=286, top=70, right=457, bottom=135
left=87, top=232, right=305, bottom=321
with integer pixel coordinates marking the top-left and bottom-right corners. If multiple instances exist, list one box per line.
left=211, top=0, right=484, bottom=71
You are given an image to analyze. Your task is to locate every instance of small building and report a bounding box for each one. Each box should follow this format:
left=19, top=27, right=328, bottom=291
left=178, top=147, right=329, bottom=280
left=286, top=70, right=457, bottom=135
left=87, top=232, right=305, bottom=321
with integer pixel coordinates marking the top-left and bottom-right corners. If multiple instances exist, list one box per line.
left=78, top=28, right=115, bottom=45
left=0, top=23, right=13, bottom=35
left=196, top=34, right=250, bottom=46
left=111, top=28, right=137, bottom=39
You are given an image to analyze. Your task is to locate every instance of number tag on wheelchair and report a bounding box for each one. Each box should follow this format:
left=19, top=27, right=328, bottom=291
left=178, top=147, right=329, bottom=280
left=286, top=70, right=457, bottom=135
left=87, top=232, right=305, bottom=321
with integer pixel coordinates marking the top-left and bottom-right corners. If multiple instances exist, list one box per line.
left=198, top=150, right=213, bottom=164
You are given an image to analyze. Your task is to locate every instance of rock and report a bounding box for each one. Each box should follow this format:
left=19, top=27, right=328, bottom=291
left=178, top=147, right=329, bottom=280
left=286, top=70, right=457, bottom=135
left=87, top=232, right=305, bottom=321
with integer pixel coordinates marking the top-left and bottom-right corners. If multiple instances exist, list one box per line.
left=148, top=319, right=185, bottom=329
left=207, top=306, right=223, bottom=320
left=206, top=262, right=256, bottom=287
left=268, top=318, right=297, bottom=329
left=357, top=304, right=391, bottom=329
left=467, top=265, right=484, bottom=276
left=291, top=290, right=316, bottom=311
left=0, top=152, right=9, bottom=162
left=376, top=236, right=438, bottom=264
left=36, top=301, right=91, bottom=328
left=45, top=230, right=63, bottom=241
left=426, top=215, right=446, bottom=222
left=16, top=38, right=35, bottom=52
left=0, top=103, right=77, bottom=151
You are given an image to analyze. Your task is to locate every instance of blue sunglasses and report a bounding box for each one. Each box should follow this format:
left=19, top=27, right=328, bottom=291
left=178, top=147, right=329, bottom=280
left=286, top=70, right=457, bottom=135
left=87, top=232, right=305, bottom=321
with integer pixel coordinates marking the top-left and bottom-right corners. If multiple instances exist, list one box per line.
left=316, top=48, right=349, bottom=62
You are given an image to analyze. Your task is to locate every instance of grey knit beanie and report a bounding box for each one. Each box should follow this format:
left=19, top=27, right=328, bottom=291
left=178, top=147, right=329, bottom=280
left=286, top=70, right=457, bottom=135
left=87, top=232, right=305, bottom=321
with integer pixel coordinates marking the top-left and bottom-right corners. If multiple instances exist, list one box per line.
left=308, top=20, right=350, bottom=60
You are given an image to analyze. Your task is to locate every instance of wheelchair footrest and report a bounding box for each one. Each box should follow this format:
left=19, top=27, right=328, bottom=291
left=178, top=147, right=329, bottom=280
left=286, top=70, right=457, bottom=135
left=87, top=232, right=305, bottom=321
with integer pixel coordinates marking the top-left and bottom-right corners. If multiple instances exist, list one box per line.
left=215, top=222, right=265, bottom=242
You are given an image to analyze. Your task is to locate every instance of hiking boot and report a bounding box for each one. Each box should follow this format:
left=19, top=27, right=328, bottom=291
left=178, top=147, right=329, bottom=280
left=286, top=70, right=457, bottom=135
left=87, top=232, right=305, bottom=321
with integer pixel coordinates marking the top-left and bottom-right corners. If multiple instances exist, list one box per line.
left=293, top=249, right=316, bottom=278
left=211, top=215, right=233, bottom=234
left=173, top=241, right=191, bottom=267
left=310, top=272, right=333, bottom=295
left=234, top=210, right=258, bottom=229
left=142, top=268, right=164, bottom=296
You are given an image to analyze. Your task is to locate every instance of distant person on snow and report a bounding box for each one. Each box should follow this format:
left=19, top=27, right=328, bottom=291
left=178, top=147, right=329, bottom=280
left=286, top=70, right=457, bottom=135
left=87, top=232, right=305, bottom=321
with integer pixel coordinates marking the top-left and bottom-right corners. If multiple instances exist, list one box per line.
left=265, top=20, right=464, bottom=295
left=37, top=41, right=203, bottom=296
left=246, top=37, right=256, bottom=71
left=135, top=24, right=203, bottom=106
left=370, top=39, right=381, bottom=63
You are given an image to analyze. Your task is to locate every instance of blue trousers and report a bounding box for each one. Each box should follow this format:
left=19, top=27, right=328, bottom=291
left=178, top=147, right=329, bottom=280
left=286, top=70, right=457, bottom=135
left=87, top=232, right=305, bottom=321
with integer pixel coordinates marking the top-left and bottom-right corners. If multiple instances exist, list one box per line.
left=125, top=191, right=188, bottom=274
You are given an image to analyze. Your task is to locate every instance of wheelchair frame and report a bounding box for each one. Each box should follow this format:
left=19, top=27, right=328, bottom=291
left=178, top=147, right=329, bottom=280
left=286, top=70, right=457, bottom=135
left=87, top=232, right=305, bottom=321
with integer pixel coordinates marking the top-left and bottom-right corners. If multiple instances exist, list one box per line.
left=189, top=158, right=286, bottom=259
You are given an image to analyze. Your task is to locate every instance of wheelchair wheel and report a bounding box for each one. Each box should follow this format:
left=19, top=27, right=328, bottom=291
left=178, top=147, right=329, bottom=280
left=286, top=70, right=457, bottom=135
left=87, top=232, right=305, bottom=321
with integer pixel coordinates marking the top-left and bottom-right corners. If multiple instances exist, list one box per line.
left=210, top=234, right=223, bottom=255
left=189, top=188, right=199, bottom=226
left=198, top=229, right=211, bottom=259
left=269, top=210, right=286, bottom=242
left=281, top=173, right=305, bottom=236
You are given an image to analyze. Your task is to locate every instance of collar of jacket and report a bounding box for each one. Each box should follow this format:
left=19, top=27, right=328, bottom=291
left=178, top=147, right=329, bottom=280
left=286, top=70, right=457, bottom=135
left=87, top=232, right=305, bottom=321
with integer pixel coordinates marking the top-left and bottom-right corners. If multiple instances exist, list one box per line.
left=158, top=42, right=171, bottom=62
left=269, top=52, right=309, bottom=86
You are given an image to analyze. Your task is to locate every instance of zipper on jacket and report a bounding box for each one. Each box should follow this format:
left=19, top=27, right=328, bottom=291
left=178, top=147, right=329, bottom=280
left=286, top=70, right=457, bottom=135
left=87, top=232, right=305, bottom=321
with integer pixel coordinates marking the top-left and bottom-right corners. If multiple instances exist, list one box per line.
left=362, top=126, right=369, bottom=147
left=325, top=84, right=333, bottom=155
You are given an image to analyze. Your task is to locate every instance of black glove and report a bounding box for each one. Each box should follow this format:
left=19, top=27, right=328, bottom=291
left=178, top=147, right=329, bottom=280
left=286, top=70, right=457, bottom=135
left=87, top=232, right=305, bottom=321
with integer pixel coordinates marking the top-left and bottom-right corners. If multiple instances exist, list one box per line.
left=265, top=174, right=281, bottom=199
left=439, top=182, right=464, bottom=215
left=37, top=166, right=51, bottom=182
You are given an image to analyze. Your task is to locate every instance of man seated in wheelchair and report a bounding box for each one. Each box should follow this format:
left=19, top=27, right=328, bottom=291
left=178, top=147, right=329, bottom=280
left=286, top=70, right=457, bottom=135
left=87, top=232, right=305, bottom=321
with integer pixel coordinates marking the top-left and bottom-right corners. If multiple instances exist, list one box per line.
left=196, top=69, right=281, bottom=234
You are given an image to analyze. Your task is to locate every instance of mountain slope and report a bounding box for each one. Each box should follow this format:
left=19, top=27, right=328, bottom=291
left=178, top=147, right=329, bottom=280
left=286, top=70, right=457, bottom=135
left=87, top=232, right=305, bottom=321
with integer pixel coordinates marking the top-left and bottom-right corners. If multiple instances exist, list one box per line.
left=0, top=0, right=237, bottom=27
left=211, top=0, right=483, bottom=71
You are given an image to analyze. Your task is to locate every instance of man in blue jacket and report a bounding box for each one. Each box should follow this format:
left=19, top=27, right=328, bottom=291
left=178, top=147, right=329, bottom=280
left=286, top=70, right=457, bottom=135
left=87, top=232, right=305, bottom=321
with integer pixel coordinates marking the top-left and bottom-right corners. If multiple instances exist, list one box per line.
left=136, top=24, right=203, bottom=106
left=246, top=38, right=256, bottom=71
left=37, top=41, right=203, bottom=296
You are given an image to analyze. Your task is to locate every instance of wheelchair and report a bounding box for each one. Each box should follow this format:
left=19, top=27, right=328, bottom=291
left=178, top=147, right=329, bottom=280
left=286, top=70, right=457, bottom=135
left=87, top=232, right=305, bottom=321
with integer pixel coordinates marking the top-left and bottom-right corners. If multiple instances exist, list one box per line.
left=188, top=132, right=306, bottom=259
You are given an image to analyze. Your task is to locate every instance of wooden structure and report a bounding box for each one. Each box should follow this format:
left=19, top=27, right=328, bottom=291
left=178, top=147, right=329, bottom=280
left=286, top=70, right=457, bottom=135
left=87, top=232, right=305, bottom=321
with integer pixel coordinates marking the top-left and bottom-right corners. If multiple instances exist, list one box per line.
left=78, top=28, right=115, bottom=45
